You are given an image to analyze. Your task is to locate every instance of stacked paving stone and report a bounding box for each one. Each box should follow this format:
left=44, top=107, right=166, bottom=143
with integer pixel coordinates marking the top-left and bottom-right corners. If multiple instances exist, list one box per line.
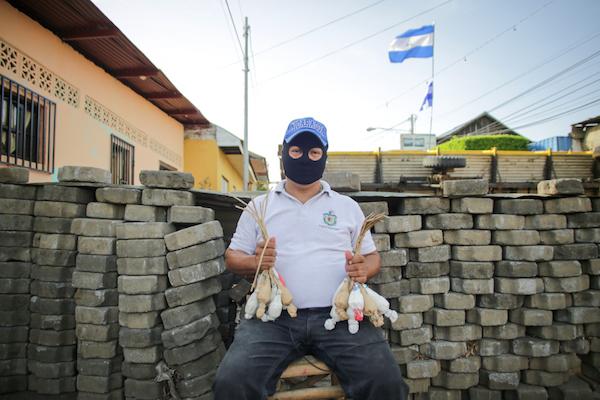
left=0, top=167, right=35, bottom=396
left=162, top=219, right=227, bottom=400
left=30, top=176, right=98, bottom=397
left=72, top=185, right=128, bottom=400
left=359, top=179, right=600, bottom=399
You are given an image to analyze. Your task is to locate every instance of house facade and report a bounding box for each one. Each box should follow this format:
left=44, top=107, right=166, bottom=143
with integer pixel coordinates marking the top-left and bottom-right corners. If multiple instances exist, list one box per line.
left=0, top=0, right=207, bottom=184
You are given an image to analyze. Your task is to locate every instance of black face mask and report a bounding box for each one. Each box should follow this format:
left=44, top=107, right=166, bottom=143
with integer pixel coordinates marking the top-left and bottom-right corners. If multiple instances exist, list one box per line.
left=282, top=132, right=328, bottom=185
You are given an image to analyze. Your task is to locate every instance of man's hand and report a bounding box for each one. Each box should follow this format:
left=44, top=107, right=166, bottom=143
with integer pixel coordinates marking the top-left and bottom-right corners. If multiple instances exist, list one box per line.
left=345, top=250, right=368, bottom=283
left=255, top=237, right=276, bottom=270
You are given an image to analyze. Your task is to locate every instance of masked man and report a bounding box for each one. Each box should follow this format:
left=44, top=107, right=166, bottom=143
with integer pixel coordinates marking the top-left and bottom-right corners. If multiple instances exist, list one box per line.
left=213, top=117, right=408, bottom=400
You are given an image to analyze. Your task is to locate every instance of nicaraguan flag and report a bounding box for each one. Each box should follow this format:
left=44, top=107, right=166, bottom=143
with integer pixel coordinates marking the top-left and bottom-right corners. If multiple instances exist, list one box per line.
left=420, top=81, right=433, bottom=111
left=389, top=25, right=434, bottom=63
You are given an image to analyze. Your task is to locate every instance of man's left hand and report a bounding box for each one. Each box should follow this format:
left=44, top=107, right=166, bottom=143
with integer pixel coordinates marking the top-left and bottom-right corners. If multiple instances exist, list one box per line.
left=345, top=250, right=368, bottom=283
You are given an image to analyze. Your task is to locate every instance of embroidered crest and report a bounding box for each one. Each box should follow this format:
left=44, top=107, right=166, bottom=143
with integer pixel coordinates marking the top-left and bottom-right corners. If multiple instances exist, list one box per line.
left=323, top=210, right=337, bottom=226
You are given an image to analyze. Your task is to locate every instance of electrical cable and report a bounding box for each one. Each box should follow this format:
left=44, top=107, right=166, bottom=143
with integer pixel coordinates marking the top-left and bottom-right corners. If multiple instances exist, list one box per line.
left=224, top=0, right=245, bottom=58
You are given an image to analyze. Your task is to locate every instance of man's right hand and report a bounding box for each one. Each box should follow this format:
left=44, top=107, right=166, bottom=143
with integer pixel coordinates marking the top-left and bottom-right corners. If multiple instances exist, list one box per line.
left=255, top=237, right=276, bottom=270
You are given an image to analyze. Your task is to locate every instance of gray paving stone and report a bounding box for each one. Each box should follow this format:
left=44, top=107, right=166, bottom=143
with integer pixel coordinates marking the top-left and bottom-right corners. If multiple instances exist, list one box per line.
left=407, top=359, right=441, bottom=379
left=394, top=230, right=443, bottom=248
left=529, top=353, right=580, bottom=372
left=537, top=178, right=583, bottom=195
left=141, top=188, right=194, bottom=206
left=409, top=245, right=450, bottom=262
left=522, top=370, right=569, bottom=387
left=0, top=261, right=31, bottom=278
left=79, top=340, right=118, bottom=359
left=78, top=237, right=116, bottom=256
left=29, top=328, right=75, bottom=346
left=372, top=233, right=391, bottom=251
left=538, top=260, right=581, bottom=277
left=401, top=198, right=449, bottom=214
left=431, top=370, right=478, bottom=390
left=434, top=292, right=475, bottom=309
left=573, top=289, right=600, bottom=306
left=539, top=229, right=574, bottom=245
left=0, top=167, right=29, bottom=184
left=479, top=339, right=510, bottom=356
left=483, top=323, right=525, bottom=340
left=115, top=222, right=175, bottom=239
left=434, top=324, right=481, bottom=342
left=425, top=214, right=473, bottom=229
left=168, top=205, right=215, bottom=224
left=568, top=212, right=600, bottom=228
left=543, top=275, right=589, bottom=292
left=140, top=170, right=194, bottom=189
left=72, top=271, right=117, bottom=290
left=118, top=275, right=167, bottom=295
left=76, top=254, right=117, bottom=273
left=30, top=281, right=74, bottom=298
left=28, top=343, right=76, bottom=363
left=0, top=198, right=34, bottom=215
left=163, top=329, right=221, bottom=366
left=118, top=311, right=161, bottom=329
left=34, top=201, right=86, bottom=218
left=391, top=313, right=423, bottom=330
left=451, top=278, right=494, bottom=295
left=404, top=262, right=448, bottom=278
left=124, top=204, right=166, bottom=222
left=409, top=277, right=450, bottom=294
left=442, top=179, right=488, bottom=197
left=164, top=277, right=221, bottom=307
left=494, top=278, right=544, bottom=295
left=30, top=296, right=75, bottom=315
left=76, top=323, right=120, bottom=342
left=58, top=166, right=111, bottom=184
left=374, top=280, right=409, bottom=298
left=36, top=184, right=94, bottom=203
left=479, top=370, right=519, bottom=390
left=495, top=261, right=538, bottom=278
left=71, top=218, right=123, bottom=237
left=121, top=362, right=155, bottom=380
left=167, top=257, right=225, bottom=287
left=451, top=198, right=493, bottom=214
left=509, top=308, right=553, bottom=326
left=492, top=230, right=540, bottom=245
left=116, top=238, right=166, bottom=258
left=0, top=231, right=33, bottom=248
left=450, top=261, right=493, bottom=279
left=379, top=249, right=408, bottom=267
left=75, top=306, right=118, bottom=325
left=0, top=214, right=33, bottom=231
left=587, top=258, right=600, bottom=275
left=0, top=278, right=29, bottom=294
left=174, top=346, right=224, bottom=380
left=575, top=227, right=600, bottom=242
left=553, top=243, right=598, bottom=260
left=161, top=313, right=219, bottom=349
left=524, top=214, right=567, bottom=230
left=74, top=289, right=119, bottom=307
left=400, top=325, right=432, bottom=346
left=555, top=306, right=600, bottom=324
left=466, top=308, right=507, bottom=326
left=30, top=266, right=74, bottom=282
left=468, top=386, right=502, bottom=400
left=76, top=372, right=122, bottom=394
left=503, top=246, right=553, bottom=261
left=524, top=293, right=571, bottom=310
left=30, top=313, right=75, bottom=331
left=420, top=340, right=467, bottom=360
left=442, top=356, right=481, bottom=374
left=32, top=248, right=76, bottom=266
left=96, top=186, right=142, bottom=204
left=123, top=345, right=162, bottom=364
left=27, top=360, right=75, bottom=379
left=529, top=323, right=579, bottom=341
left=124, top=377, right=163, bottom=399
left=374, top=215, right=421, bottom=233
left=475, top=215, right=524, bottom=230
left=512, top=337, right=559, bottom=357
left=160, top=297, right=216, bottom=330
left=359, top=201, right=388, bottom=216
left=481, top=354, right=528, bottom=372
left=28, top=375, right=76, bottom=394
left=495, top=199, right=543, bottom=215
left=544, top=197, right=591, bottom=213
left=166, top=239, right=225, bottom=269
left=398, top=295, right=434, bottom=313
left=451, top=245, right=502, bottom=261
left=0, top=183, right=36, bottom=200
left=86, top=202, right=125, bottom=220
left=118, top=293, right=166, bottom=313
left=0, top=247, right=30, bottom=262
left=444, top=230, right=491, bottom=245
left=117, top=257, right=168, bottom=275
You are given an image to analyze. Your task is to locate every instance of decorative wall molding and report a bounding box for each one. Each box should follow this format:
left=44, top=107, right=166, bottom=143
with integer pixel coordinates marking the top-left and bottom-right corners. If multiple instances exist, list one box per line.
left=1, top=38, right=80, bottom=107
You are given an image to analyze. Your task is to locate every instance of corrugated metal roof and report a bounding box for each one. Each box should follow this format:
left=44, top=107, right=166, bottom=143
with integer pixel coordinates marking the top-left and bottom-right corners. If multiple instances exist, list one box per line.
left=8, top=0, right=209, bottom=128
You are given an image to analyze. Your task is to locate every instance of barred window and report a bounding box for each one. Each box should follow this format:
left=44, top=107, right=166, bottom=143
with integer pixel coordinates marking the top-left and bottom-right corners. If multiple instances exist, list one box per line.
left=1, top=74, right=56, bottom=172
left=111, top=135, right=134, bottom=185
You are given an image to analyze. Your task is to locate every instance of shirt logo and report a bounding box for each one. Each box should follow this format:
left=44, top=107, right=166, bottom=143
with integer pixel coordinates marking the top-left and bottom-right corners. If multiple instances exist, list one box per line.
left=323, top=210, right=337, bottom=226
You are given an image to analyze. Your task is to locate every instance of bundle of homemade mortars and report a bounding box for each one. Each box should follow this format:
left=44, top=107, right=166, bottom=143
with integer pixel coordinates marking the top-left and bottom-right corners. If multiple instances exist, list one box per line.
left=358, top=178, right=600, bottom=399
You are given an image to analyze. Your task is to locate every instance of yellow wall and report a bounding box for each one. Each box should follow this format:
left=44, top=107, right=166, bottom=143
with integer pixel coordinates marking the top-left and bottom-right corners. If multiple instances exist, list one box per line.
left=0, top=1, right=184, bottom=184
left=184, top=138, right=244, bottom=192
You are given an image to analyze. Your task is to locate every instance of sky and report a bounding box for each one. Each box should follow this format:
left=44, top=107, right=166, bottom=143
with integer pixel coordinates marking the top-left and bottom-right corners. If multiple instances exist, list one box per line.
left=93, top=0, right=600, bottom=182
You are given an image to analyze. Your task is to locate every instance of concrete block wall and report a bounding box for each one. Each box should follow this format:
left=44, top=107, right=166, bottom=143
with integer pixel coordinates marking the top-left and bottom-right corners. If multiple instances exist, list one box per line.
left=361, top=191, right=600, bottom=399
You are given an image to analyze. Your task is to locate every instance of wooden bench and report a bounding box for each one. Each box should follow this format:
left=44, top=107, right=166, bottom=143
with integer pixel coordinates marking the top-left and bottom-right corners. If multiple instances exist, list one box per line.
left=269, top=356, right=346, bottom=400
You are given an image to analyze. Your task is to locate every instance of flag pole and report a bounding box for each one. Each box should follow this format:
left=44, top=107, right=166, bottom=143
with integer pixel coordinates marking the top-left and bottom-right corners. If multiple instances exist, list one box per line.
left=429, top=22, right=435, bottom=135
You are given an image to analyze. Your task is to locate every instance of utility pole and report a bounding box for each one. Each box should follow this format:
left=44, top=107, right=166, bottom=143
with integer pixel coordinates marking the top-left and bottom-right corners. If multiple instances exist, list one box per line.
left=410, top=114, right=416, bottom=134
left=242, top=17, right=250, bottom=191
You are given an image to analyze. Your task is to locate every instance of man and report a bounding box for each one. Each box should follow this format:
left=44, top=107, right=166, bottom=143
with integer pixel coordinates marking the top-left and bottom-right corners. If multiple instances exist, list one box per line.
left=213, top=117, right=408, bottom=400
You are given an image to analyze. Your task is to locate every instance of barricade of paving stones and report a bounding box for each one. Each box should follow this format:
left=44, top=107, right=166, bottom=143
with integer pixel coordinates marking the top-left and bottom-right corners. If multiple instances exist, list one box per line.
left=30, top=179, right=96, bottom=397
left=362, top=178, right=600, bottom=399
left=0, top=167, right=35, bottom=396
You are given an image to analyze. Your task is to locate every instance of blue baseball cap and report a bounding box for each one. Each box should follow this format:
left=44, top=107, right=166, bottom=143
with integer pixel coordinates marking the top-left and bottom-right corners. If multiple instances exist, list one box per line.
left=283, top=117, right=328, bottom=147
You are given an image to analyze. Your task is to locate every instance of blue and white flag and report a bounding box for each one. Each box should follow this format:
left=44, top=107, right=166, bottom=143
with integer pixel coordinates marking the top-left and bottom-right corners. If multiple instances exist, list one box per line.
left=420, top=81, right=433, bottom=111
left=389, top=25, right=434, bottom=63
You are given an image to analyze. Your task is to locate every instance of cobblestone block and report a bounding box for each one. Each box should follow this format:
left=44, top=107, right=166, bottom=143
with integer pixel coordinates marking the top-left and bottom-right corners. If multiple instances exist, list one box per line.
left=410, top=245, right=450, bottom=262
left=374, top=280, right=409, bottom=298
left=512, top=337, right=559, bottom=357
left=528, top=323, right=579, bottom=341
left=451, top=278, right=494, bottom=294
left=167, top=258, right=225, bottom=287
left=79, top=339, right=118, bottom=359
left=71, top=218, right=123, bottom=237
left=524, top=215, right=567, bottom=230
left=175, top=346, right=224, bottom=380
left=398, top=294, right=433, bottom=313
left=450, top=261, right=494, bottom=279
left=431, top=370, right=478, bottom=389
left=573, top=289, right=600, bottom=306
left=452, top=198, right=493, bottom=214
left=538, top=261, right=581, bottom=277
left=30, top=313, right=75, bottom=330
left=575, top=227, right=600, bottom=243
left=553, top=243, right=598, bottom=260
left=372, top=234, right=391, bottom=251
left=123, top=345, right=162, bottom=364
left=0, top=278, right=29, bottom=294
left=0, top=167, right=29, bottom=184
left=77, top=237, right=116, bottom=256
left=467, top=308, right=507, bottom=326
left=0, top=294, right=29, bottom=310
left=163, top=329, right=221, bottom=366
left=509, top=308, right=552, bottom=326
left=543, top=275, right=589, bottom=292
left=475, top=215, right=524, bottom=230
left=468, top=386, right=502, bottom=400
left=410, top=277, right=450, bottom=294
left=140, top=170, right=194, bottom=189
left=401, top=198, right=449, bottom=214
left=166, top=239, right=225, bottom=269
left=495, top=199, right=543, bottom=215
left=522, top=370, right=569, bottom=387
left=36, top=184, right=94, bottom=203
left=426, top=214, right=473, bottom=230
left=168, top=205, right=215, bottom=224
left=57, top=165, right=111, bottom=184
left=31, top=265, right=73, bottom=282
left=0, top=198, right=34, bottom=215
left=545, top=197, right=591, bottom=213
left=442, top=356, right=481, bottom=374
left=118, top=275, right=167, bottom=295
left=0, top=183, right=36, bottom=200
left=359, top=201, right=389, bottom=216
left=441, top=178, right=489, bottom=198
left=76, top=372, right=122, bottom=394
left=121, top=361, right=157, bottom=380
left=503, top=246, right=553, bottom=261
left=0, top=261, right=31, bottom=278
left=420, top=340, right=467, bottom=360
left=118, top=311, right=160, bottom=329
left=141, top=188, right=194, bottom=206
left=74, top=288, right=118, bottom=307
left=124, top=204, right=166, bottom=222
left=124, top=378, right=163, bottom=399
left=495, top=278, right=544, bottom=295
left=492, top=230, right=540, bottom=246
left=547, top=377, right=593, bottom=400
left=76, top=254, right=117, bottom=273
left=76, top=323, right=120, bottom=342
left=424, top=308, right=465, bottom=327
left=537, top=178, right=583, bottom=195
left=567, top=212, right=600, bottom=228
left=117, top=256, right=168, bottom=276
left=391, top=313, right=423, bottom=330
left=96, top=186, right=141, bottom=204
left=375, top=215, right=421, bottom=233
left=0, top=214, right=33, bottom=231
left=451, top=246, right=502, bottom=262
left=529, top=353, right=580, bottom=372
left=72, top=271, right=117, bottom=290
left=434, top=324, right=481, bottom=342
left=116, top=239, right=166, bottom=258
left=380, top=249, right=408, bottom=267
left=164, top=277, right=221, bottom=307
left=30, top=296, right=75, bottom=315
left=524, top=293, right=571, bottom=310
left=539, top=229, right=574, bottom=245
left=176, top=370, right=216, bottom=398
left=161, top=313, right=219, bottom=349
left=481, top=354, right=528, bottom=372
left=34, top=201, right=86, bottom=218
left=479, top=339, right=510, bottom=356
left=164, top=221, right=223, bottom=252
left=480, top=370, right=519, bottom=390
left=160, top=297, right=216, bottom=330
left=555, top=306, right=600, bottom=324
left=504, top=384, right=548, bottom=400
left=434, top=293, right=475, bottom=309
left=560, top=337, right=589, bottom=354
left=118, top=293, right=166, bottom=313
left=483, top=323, right=525, bottom=340
left=444, top=230, right=491, bottom=245
left=29, top=328, right=76, bottom=346
left=400, top=325, right=432, bottom=346
left=404, top=262, right=448, bottom=278
left=30, top=280, right=74, bottom=298
left=407, top=359, right=441, bottom=379
left=75, top=306, right=118, bottom=325
left=86, top=202, right=125, bottom=219
left=394, top=230, right=443, bottom=248
left=495, top=261, right=537, bottom=278
left=36, top=233, right=76, bottom=250
left=0, top=247, right=30, bottom=262
left=28, top=360, right=75, bottom=379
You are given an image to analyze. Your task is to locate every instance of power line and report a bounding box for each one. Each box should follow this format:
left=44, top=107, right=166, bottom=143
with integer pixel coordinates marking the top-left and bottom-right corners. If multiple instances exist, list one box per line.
left=219, top=0, right=244, bottom=61
left=224, top=0, right=245, bottom=58
left=379, top=0, right=556, bottom=108
left=437, top=29, right=600, bottom=120
left=259, top=0, right=453, bottom=84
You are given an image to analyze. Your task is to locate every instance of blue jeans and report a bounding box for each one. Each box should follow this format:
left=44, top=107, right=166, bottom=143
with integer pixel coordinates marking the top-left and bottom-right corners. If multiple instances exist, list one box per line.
left=213, top=307, right=409, bottom=400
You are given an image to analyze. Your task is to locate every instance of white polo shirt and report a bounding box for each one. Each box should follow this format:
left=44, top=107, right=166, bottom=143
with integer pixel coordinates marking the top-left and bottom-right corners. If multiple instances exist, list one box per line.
left=229, top=180, right=376, bottom=308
